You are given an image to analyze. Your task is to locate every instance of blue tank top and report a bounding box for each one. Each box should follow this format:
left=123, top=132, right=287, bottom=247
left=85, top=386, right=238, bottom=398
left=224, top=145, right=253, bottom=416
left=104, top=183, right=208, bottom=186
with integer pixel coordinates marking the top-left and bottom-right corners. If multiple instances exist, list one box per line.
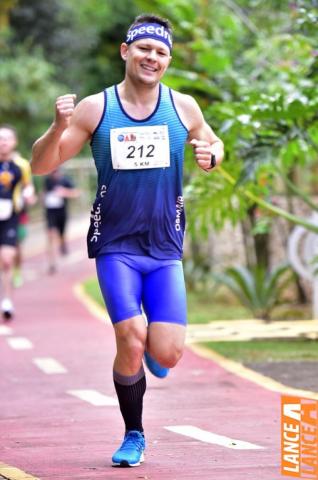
left=87, top=83, right=188, bottom=260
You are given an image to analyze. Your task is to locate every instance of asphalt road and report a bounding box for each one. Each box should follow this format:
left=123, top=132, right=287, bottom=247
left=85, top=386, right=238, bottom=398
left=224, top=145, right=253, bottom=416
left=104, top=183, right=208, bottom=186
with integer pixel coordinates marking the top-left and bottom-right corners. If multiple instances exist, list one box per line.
left=0, top=229, right=287, bottom=480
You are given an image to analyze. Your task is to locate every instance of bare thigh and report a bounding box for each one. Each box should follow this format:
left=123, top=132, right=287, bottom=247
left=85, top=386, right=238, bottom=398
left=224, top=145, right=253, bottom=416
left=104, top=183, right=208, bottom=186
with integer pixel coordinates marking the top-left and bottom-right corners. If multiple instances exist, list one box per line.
left=0, top=245, right=17, bottom=268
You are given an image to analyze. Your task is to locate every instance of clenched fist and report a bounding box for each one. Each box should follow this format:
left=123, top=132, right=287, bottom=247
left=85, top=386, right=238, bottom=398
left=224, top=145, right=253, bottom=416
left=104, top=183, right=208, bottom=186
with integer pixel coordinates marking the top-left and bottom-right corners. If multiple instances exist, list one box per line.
left=55, top=94, right=77, bottom=130
left=190, top=139, right=216, bottom=171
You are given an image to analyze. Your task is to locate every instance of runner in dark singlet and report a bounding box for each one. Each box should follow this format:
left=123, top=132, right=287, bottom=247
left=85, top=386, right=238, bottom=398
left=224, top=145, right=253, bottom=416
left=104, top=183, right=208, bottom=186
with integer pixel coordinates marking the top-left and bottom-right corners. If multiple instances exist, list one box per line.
left=31, top=13, right=224, bottom=468
left=0, top=126, right=23, bottom=319
left=43, top=168, right=79, bottom=273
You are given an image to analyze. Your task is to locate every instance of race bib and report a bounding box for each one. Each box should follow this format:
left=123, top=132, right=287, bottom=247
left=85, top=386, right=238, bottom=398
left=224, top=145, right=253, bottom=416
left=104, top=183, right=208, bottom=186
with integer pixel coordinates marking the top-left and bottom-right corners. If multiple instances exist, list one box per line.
left=0, top=199, right=13, bottom=220
left=45, top=192, right=64, bottom=209
left=110, top=125, right=170, bottom=170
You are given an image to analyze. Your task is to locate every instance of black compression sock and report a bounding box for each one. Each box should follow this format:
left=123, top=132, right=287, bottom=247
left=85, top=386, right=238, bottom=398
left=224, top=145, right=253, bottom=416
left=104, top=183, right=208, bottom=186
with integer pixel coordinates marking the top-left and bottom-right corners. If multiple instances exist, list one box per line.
left=113, top=366, right=146, bottom=433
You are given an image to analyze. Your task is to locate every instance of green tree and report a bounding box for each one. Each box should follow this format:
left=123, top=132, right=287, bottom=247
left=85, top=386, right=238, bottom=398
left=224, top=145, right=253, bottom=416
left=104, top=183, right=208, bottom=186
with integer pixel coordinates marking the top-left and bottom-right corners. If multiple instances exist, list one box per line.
left=135, top=0, right=318, bottom=235
left=1, top=0, right=140, bottom=152
left=0, top=48, right=65, bottom=156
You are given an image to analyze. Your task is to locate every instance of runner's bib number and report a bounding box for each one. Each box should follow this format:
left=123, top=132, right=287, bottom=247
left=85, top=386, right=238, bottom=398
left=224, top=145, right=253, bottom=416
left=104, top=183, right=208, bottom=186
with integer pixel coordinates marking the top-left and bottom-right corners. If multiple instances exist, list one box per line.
left=0, top=199, right=13, bottom=220
left=110, top=125, right=170, bottom=170
left=45, top=192, right=64, bottom=209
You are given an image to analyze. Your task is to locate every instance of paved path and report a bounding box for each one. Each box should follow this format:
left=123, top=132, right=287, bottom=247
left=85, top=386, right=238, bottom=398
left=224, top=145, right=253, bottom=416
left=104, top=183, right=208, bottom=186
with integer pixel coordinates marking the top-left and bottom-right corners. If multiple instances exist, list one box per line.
left=187, top=318, right=318, bottom=343
left=0, top=218, right=304, bottom=479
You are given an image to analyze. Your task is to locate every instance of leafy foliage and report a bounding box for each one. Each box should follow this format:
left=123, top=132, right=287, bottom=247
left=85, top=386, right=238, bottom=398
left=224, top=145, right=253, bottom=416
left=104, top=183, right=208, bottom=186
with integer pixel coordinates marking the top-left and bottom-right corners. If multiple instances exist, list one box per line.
left=214, top=263, right=295, bottom=320
left=0, top=0, right=140, bottom=153
left=0, top=46, right=65, bottom=155
left=135, top=0, right=318, bottom=235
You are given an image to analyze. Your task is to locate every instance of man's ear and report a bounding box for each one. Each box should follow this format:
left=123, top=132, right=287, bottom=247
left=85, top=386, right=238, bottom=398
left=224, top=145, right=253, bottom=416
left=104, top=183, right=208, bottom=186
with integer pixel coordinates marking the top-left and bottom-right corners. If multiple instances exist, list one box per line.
left=120, top=43, right=129, bottom=61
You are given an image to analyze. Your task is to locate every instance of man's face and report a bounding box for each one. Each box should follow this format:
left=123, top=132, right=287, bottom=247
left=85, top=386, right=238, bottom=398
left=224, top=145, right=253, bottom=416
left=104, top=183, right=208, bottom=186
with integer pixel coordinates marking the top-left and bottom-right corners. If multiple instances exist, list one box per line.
left=121, top=38, right=172, bottom=86
left=0, top=128, right=17, bottom=160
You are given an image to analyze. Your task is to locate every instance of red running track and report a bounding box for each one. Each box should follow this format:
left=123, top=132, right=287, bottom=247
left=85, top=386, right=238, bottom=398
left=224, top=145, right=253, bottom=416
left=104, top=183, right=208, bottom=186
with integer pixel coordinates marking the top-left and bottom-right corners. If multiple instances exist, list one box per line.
left=0, top=237, right=284, bottom=480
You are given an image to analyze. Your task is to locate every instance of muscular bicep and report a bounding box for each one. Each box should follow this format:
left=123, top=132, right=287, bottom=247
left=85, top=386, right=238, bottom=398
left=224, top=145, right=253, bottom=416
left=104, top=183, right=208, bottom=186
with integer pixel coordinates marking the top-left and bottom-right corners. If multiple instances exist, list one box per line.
left=187, top=101, right=221, bottom=144
left=173, top=91, right=222, bottom=145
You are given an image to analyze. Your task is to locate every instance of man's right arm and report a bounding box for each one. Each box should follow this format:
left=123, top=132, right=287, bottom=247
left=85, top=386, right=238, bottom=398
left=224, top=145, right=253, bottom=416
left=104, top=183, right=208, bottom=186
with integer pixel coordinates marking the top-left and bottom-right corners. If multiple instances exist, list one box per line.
left=31, top=93, right=103, bottom=175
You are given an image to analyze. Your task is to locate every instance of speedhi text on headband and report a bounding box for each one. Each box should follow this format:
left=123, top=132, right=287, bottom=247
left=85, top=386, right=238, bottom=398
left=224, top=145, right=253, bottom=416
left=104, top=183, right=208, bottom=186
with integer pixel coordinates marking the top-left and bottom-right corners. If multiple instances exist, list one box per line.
left=126, top=23, right=172, bottom=52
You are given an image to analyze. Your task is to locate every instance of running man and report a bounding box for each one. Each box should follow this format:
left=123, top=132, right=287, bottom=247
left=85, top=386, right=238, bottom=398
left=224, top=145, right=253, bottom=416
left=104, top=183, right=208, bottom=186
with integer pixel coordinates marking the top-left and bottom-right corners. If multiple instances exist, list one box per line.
left=0, top=126, right=23, bottom=319
left=31, top=13, right=224, bottom=467
left=43, top=168, right=80, bottom=274
left=13, top=149, right=37, bottom=287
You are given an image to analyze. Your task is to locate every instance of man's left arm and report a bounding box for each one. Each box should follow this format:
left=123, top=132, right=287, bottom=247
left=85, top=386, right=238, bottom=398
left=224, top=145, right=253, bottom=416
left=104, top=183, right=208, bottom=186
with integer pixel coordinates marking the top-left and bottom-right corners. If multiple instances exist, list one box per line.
left=190, top=122, right=224, bottom=172
left=174, top=92, right=224, bottom=172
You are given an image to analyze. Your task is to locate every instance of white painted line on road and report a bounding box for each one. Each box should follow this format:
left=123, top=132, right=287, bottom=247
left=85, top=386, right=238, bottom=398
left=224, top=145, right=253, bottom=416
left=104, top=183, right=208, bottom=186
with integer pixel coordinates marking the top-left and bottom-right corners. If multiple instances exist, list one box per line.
left=0, top=325, right=13, bottom=335
left=67, top=389, right=118, bottom=406
left=7, top=337, right=33, bottom=350
left=190, top=369, right=204, bottom=376
left=33, top=357, right=67, bottom=374
left=165, top=425, right=264, bottom=450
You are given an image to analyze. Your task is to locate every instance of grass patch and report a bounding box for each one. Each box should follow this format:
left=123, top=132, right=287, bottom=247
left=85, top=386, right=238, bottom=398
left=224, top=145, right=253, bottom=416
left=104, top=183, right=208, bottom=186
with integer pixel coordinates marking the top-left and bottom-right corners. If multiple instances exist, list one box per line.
left=187, top=290, right=252, bottom=323
left=203, top=339, right=318, bottom=362
left=83, top=276, right=104, bottom=307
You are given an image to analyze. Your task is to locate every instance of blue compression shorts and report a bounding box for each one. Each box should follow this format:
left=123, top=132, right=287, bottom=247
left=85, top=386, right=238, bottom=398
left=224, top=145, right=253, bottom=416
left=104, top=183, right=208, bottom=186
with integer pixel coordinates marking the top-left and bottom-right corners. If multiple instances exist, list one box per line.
left=95, top=253, right=187, bottom=325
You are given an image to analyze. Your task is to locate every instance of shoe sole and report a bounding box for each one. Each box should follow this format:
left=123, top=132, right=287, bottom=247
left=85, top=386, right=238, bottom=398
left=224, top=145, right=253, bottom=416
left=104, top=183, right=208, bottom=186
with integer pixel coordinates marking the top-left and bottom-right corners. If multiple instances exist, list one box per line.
left=112, top=452, right=144, bottom=467
left=144, top=354, right=169, bottom=378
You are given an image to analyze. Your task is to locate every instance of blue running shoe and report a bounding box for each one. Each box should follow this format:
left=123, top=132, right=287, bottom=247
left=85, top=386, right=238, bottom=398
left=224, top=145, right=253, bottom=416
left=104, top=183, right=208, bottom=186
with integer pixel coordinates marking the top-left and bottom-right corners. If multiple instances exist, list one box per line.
left=144, top=351, right=169, bottom=378
left=112, top=430, right=145, bottom=467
